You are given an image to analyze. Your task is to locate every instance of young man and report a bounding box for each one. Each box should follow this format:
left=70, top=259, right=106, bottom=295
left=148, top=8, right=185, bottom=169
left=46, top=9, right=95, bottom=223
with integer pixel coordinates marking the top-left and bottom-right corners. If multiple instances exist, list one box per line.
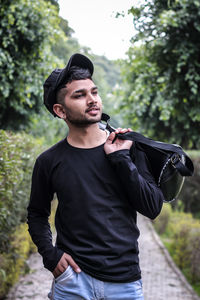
left=27, top=53, right=164, bottom=300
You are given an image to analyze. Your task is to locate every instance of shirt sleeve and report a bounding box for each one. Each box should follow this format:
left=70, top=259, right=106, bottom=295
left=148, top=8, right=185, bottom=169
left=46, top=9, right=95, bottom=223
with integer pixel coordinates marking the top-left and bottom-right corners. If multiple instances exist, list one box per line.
left=27, top=158, right=63, bottom=272
left=106, top=148, right=164, bottom=219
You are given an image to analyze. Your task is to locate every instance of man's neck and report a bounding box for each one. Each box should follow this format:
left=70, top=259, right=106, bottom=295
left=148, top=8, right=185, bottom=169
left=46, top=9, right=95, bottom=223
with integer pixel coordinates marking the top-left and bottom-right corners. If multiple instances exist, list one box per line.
left=67, top=123, right=107, bottom=148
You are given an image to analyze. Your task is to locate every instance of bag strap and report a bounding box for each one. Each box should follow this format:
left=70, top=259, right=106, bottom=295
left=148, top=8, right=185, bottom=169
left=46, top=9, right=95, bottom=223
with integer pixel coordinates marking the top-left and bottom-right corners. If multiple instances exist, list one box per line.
left=104, top=119, right=194, bottom=177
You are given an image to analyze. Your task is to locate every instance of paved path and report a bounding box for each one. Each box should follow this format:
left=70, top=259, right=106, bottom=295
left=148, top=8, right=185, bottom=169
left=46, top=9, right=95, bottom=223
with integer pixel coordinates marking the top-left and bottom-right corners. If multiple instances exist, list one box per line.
left=6, top=214, right=200, bottom=300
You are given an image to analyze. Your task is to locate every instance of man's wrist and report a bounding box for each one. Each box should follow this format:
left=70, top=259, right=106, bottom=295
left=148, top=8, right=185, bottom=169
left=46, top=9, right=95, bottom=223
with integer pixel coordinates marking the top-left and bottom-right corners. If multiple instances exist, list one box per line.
left=106, top=149, right=131, bottom=164
left=43, top=247, right=64, bottom=272
left=106, top=149, right=130, bottom=157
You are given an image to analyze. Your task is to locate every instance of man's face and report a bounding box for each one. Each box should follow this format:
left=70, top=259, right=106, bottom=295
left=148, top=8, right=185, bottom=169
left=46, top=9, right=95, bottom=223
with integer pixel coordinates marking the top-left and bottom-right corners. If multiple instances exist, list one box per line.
left=62, top=79, right=102, bottom=126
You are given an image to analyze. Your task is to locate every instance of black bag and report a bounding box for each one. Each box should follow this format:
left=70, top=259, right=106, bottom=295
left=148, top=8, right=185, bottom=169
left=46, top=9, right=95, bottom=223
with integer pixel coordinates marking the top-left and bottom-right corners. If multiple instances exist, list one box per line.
left=100, top=113, right=194, bottom=203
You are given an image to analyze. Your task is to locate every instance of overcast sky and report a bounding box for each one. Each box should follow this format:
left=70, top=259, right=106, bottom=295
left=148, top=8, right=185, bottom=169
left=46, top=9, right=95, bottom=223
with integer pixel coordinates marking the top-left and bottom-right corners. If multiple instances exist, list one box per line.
left=58, top=0, right=135, bottom=60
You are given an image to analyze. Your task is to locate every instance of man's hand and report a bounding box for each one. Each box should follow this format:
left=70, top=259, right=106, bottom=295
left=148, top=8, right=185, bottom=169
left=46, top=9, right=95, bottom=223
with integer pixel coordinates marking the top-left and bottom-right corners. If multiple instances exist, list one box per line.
left=53, top=253, right=81, bottom=278
left=104, top=128, right=133, bottom=155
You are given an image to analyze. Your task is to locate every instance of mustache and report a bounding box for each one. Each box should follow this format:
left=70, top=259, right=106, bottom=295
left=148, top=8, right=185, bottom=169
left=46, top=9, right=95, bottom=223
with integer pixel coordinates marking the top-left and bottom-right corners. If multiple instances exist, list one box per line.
left=85, top=106, right=100, bottom=113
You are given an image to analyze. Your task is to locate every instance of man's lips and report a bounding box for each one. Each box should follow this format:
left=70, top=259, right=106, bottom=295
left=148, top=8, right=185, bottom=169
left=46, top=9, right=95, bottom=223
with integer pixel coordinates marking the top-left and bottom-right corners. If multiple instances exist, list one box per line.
left=85, top=107, right=100, bottom=113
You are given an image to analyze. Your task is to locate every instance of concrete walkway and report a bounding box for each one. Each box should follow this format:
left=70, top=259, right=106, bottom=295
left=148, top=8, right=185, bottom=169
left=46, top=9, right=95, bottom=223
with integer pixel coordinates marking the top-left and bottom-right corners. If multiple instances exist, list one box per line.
left=6, top=214, right=200, bottom=300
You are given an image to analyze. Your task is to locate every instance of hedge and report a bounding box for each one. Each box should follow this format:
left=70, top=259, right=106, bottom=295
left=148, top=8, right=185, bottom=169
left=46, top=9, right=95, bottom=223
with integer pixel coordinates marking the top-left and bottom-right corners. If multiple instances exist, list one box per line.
left=0, top=130, right=43, bottom=298
left=153, top=205, right=200, bottom=296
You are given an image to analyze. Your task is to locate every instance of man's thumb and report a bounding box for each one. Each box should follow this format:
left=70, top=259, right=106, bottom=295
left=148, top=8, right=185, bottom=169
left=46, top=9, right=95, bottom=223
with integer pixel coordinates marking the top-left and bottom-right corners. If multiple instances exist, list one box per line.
left=106, top=132, right=115, bottom=144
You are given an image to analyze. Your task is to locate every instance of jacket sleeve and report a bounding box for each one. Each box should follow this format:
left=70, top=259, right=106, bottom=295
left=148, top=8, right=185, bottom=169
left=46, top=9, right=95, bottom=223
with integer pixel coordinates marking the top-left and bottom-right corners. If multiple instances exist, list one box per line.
left=27, top=158, right=63, bottom=272
left=106, top=148, right=164, bottom=219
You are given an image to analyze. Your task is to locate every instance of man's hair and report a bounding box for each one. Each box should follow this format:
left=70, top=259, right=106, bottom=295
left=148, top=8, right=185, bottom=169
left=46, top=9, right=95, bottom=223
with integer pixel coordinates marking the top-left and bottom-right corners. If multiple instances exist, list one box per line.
left=56, top=66, right=92, bottom=105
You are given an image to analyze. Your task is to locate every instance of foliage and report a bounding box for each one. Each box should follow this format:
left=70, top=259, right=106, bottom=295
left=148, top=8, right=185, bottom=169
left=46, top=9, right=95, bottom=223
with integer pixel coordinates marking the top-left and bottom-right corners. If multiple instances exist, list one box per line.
left=0, top=0, right=122, bottom=138
left=0, top=128, right=58, bottom=298
left=153, top=203, right=172, bottom=235
left=90, top=55, right=122, bottom=128
left=170, top=215, right=200, bottom=287
left=29, top=108, right=68, bottom=146
left=170, top=215, right=194, bottom=269
left=120, top=0, right=200, bottom=149
left=44, top=0, right=59, bottom=8
left=0, top=198, right=57, bottom=299
left=0, top=130, right=42, bottom=251
left=0, top=130, right=47, bottom=298
left=0, top=223, right=36, bottom=298
left=153, top=206, right=200, bottom=295
left=51, top=16, right=77, bottom=61
left=0, top=0, right=64, bottom=131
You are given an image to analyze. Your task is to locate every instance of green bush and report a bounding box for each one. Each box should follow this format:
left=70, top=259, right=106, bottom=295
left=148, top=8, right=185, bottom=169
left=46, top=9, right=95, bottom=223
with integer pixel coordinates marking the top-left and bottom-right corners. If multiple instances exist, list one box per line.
left=188, top=226, right=200, bottom=283
left=170, top=217, right=195, bottom=270
left=0, top=130, right=43, bottom=298
left=153, top=204, right=172, bottom=235
left=154, top=207, right=200, bottom=294
left=0, top=130, right=42, bottom=250
left=0, top=223, right=36, bottom=298
left=171, top=216, right=200, bottom=287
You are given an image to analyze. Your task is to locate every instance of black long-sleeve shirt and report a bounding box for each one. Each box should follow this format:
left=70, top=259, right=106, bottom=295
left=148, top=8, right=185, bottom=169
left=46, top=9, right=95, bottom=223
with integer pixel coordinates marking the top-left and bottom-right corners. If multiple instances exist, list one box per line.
left=27, top=138, right=164, bottom=283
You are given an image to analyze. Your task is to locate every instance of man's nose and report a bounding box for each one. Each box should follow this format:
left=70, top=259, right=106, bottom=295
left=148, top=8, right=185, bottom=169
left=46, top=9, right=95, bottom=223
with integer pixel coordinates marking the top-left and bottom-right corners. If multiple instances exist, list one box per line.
left=87, top=93, right=96, bottom=104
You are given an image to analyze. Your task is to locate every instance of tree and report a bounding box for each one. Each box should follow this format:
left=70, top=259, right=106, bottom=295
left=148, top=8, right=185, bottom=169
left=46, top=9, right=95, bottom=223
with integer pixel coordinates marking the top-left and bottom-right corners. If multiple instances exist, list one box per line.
left=120, top=0, right=200, bottom=149
left=51, top=17, right=80, bottom=62
left=45, top=0, right=59, bottom=8
left=0, top=0, right=64, bottom=130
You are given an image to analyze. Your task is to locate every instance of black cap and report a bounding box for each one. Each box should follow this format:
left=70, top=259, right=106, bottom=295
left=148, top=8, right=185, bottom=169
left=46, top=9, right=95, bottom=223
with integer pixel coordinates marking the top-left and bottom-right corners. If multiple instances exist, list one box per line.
left=43, top=53, right=94, bottom=116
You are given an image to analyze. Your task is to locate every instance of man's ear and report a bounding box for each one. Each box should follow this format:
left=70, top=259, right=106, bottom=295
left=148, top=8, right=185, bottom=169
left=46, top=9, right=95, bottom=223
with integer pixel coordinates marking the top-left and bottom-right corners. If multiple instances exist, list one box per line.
left=53, top=104, right=66, bottom=119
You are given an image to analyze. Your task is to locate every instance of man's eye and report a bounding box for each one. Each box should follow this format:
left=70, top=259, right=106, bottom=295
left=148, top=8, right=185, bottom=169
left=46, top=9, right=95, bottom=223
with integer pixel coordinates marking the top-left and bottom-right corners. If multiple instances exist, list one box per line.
left=92, top=91, right=98, bottom=95
left=74, top=94, right=83, bottom=98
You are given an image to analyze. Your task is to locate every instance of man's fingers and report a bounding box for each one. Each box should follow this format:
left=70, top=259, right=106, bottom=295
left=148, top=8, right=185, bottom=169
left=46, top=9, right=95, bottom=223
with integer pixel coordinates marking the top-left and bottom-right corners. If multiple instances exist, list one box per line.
left=115, top=127, right=122, bottom=133
left=53, top=269, right=60, bottom=278
left=115, top=128, right=132, bottom=134
left=60, top=261, right=69, bottom=271
left=53, top=263, right=66, bottom=278
left=53, top=253, right=81, bottom=278
left=65, top=255, right=81, bottom=273
left=119, top=128, right=128, bottom=133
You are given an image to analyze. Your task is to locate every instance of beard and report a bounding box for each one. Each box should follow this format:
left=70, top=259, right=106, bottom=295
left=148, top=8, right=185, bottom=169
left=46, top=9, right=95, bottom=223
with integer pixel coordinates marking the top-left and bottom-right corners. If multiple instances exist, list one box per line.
left=63, top=106, right=102, bottom=127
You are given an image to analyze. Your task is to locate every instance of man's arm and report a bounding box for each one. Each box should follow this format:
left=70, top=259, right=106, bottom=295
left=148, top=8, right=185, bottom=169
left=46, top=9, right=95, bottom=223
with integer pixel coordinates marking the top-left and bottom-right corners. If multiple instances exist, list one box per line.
left=27, top=157, right=81, bottom=277
left=27, top=158, right=64, bottom=272
left=104, top=129, right=164, bottom=219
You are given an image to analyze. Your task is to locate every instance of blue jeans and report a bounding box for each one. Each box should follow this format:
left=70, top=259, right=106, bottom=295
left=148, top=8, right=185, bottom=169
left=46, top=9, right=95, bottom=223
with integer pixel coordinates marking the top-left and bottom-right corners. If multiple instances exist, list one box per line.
left=48, top=266, right=144, bottom=300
